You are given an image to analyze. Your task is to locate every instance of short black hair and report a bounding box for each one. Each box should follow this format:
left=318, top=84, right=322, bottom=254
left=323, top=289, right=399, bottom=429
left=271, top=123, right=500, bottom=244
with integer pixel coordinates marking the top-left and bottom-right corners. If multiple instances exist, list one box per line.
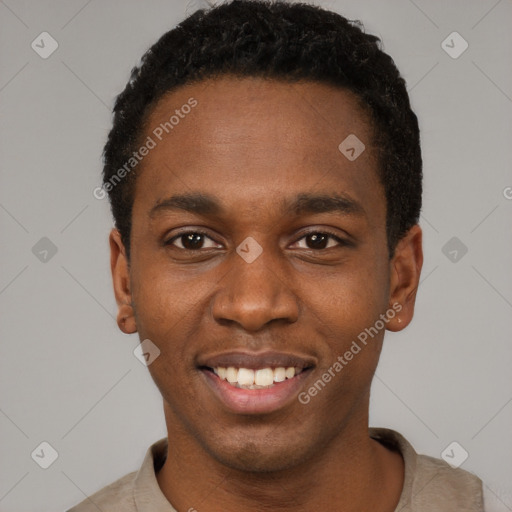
left=102, top=0, right=422, bottom=260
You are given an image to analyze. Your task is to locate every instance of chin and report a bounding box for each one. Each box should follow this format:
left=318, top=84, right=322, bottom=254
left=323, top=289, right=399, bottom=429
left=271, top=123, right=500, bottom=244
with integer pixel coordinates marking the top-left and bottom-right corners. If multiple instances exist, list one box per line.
left=205, top=431, right=313, bottom=474
left=217, top=448, right=305, bottom=473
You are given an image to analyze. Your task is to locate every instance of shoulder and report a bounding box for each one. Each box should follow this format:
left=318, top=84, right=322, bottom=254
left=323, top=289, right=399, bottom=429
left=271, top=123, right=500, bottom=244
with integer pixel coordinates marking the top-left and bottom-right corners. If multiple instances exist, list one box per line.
left=369, top=428, right=484, bottom=511
left=65, top=437, right=170, bottom=511
left=66, top=470, right=137, bottom=511
left=413, top=453, right=483, bottom=510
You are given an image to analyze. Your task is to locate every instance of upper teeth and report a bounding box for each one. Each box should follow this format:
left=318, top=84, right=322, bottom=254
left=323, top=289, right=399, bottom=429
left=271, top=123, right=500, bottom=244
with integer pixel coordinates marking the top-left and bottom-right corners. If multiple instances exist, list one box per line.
left=213, top=366, right=301, bottom=388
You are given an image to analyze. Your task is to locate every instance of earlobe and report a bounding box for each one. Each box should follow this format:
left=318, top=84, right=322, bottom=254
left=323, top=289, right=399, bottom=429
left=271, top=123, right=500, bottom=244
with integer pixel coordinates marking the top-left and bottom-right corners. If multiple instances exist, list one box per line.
left=109, top=228, right=137, bottom=334
left=386, top=224, right=423, bottom=332
left=117, top=304, right=137, bottom=334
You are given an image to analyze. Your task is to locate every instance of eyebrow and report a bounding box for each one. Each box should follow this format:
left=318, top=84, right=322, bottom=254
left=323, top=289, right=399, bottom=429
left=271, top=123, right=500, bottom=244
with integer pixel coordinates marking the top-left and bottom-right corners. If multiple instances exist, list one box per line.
left=149, top=192, right=366, bottom=219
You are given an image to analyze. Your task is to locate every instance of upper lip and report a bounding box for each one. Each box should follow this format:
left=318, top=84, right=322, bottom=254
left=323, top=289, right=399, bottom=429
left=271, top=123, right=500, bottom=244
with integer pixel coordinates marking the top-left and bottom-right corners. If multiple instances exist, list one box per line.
left=197, top=350, right=317, bottom=370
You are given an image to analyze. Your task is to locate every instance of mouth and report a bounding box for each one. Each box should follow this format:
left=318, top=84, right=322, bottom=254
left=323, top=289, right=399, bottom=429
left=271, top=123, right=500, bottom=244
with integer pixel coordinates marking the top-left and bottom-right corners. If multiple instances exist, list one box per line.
left=197, top=351, right=315, bottom=414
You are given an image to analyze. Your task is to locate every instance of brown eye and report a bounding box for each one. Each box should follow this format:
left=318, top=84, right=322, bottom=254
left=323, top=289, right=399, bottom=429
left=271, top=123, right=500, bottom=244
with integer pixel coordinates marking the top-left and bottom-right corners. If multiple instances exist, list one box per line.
left=305, top=233, right=329, bottom=249
left=166, top=231, right=220, bottom=251
left=294, top=231, right=346, bottom=250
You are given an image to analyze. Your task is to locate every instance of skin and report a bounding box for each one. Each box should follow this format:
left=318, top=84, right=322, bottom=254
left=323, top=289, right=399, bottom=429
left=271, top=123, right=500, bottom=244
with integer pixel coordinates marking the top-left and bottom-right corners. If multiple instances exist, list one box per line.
left=110, top=76, right=423, bottom=511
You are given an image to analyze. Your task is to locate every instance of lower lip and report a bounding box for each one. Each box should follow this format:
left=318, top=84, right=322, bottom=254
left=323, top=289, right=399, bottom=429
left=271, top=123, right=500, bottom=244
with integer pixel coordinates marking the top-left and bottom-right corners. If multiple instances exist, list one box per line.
left=201, top=368, right=311, bottom=415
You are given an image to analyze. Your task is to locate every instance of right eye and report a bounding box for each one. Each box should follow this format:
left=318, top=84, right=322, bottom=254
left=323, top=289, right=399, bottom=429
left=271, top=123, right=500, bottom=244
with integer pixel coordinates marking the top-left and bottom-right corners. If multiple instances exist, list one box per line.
left=165, top=230, right=222, bottom=251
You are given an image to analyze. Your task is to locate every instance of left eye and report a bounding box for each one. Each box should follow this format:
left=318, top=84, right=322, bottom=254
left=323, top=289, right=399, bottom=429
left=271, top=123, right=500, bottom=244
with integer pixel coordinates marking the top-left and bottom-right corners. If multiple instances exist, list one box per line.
left=166, top=232, right=220, bottom=251
left=294, top=232, right=345, bottom=250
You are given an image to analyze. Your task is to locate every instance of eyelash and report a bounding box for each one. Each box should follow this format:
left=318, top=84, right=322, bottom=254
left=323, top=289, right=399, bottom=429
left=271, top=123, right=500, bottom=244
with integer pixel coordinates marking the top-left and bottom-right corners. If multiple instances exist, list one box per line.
left=165, top=229, right=349, bottom=251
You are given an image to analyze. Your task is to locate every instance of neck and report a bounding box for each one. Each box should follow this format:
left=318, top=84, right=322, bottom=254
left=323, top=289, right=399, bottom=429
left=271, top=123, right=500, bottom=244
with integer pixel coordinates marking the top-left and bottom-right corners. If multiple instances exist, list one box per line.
left=156, top=404, right=404, bottom=512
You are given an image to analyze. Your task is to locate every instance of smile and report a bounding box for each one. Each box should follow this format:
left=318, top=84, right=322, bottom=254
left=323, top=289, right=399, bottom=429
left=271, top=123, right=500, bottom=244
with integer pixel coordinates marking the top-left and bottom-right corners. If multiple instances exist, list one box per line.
left=197, top=350, right=316, bottom=414
left=208, top=366, right=304, bottom=389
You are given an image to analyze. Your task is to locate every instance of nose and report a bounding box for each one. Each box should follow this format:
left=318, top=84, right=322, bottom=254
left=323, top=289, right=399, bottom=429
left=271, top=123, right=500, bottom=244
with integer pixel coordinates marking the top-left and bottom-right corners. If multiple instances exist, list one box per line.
left=211, top=247, right=299, bottom=332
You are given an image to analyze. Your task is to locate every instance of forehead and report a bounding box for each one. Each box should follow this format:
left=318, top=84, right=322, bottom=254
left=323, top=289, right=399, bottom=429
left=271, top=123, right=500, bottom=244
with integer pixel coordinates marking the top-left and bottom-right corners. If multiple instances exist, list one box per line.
left=132, top=76, right=383, bottom=223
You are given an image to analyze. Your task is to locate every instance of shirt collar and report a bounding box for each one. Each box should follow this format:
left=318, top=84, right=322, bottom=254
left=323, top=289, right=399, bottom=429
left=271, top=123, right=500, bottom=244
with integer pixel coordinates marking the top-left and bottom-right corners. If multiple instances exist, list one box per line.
left=369, top=427, right=417, bottom=511
left=133, top=437, right=177, bottom=512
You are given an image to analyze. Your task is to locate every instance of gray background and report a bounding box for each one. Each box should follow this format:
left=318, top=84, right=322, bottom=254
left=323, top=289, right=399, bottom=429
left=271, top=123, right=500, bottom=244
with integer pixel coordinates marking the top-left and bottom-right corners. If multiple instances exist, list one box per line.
left=1, top=0, right=511, bottom=510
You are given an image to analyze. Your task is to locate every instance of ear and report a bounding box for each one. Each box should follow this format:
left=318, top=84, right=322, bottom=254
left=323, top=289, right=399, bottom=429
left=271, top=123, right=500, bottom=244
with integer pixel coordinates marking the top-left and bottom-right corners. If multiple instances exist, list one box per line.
left=386, top=224, right=423, bottom=332
left=109, top=228, right=137, bottom=334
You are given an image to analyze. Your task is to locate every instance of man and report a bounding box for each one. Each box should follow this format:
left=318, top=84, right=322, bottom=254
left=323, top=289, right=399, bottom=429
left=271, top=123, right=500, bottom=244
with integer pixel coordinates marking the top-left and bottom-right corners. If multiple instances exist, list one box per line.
left=69, top=0, right=484, bottom=510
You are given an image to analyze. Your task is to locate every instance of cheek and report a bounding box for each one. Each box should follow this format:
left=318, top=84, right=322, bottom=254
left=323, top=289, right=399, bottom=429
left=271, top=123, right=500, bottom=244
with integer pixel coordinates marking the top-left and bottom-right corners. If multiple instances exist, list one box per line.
left=310, top=260, right=389, bottom=336
left=129, top=258, right=223, bottom=375
left=303, top=260, right=390, bottom=394
left=130, top=263, right=191, bottom=357
left=131, top=254, right=204, bottom=322
left=306, top=279, right=386, bottom=405
left=131, top=268, right=204, bottom=402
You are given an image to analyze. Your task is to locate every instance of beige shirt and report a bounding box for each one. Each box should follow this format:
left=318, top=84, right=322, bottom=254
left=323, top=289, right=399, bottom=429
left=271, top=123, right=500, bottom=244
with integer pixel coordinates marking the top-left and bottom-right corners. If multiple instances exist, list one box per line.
left=67, top=428, right=484, bottom=511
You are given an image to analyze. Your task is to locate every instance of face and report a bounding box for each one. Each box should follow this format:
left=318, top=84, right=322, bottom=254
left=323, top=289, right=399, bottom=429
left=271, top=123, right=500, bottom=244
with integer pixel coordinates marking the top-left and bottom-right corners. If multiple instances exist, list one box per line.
left=110, top=76, right=422, bottom=473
